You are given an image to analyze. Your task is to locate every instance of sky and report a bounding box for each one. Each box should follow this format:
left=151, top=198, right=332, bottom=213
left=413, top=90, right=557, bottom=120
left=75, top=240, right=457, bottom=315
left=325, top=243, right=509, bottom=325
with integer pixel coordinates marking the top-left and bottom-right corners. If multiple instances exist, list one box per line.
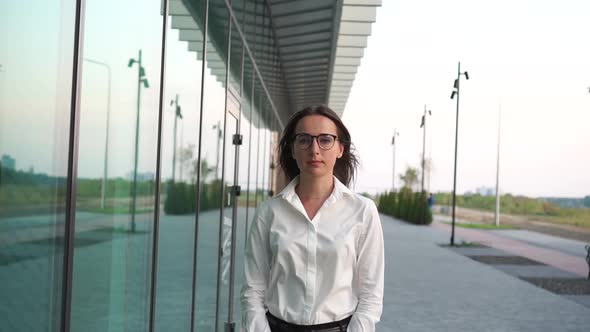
left=342, top=0, right=590, bottom=198
left=1, top=0, right=589, bottom=199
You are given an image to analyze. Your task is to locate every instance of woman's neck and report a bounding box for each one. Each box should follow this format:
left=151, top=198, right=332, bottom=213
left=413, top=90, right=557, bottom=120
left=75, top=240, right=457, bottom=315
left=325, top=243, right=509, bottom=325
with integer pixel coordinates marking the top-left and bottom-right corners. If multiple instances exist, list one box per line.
left=296, top=174, right=334, bottom=200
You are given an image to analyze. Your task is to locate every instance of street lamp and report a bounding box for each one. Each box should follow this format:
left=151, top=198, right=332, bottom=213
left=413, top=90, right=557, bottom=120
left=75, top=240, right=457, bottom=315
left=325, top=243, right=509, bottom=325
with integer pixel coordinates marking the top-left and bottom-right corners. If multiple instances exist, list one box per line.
left=170, top=94, right=182, bottom=182
left=450, top=61, right=469, bottom=246
left=212, top=121, right=222, bottom=179
left=494, top=102, right=502, bottom=227
left=83, top=58, right=111, bottom=210
left=391, top=129, right=400, bottom=191
left=128, top=49, right=149, bottom=232
left=420, top=105, right=432, bottom=224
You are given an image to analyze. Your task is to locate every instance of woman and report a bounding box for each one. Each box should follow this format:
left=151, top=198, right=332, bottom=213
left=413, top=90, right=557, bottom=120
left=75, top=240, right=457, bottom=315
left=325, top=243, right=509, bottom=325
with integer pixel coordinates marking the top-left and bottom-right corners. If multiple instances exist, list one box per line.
left=241, top=105, right=384, bottom=332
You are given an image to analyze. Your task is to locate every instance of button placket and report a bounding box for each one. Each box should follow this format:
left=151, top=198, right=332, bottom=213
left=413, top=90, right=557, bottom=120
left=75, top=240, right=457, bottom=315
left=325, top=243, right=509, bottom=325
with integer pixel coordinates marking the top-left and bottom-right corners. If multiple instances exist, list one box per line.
left=304, top=218, right=318, bottom=324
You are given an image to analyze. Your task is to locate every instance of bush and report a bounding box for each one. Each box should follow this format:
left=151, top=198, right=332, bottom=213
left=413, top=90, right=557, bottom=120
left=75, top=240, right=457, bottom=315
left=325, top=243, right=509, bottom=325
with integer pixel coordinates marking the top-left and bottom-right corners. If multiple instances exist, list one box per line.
left=164, top=182, right=192, bottom=215
left=378, top=188, right=432, bottom=225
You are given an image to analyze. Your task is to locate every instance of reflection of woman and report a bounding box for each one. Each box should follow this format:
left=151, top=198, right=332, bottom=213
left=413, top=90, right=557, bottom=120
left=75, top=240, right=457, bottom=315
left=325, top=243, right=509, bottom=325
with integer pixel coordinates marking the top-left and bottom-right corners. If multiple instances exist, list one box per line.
left=241, top=105, right=384, bottom=332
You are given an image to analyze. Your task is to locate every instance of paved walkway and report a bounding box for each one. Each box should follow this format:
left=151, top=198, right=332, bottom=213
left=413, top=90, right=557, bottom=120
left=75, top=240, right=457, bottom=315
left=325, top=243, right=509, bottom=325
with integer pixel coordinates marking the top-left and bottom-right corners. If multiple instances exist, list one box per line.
left=432, top=219, right=588, bottom=277
left=379, top=214, right=590, bottom=332
left=3, top=209, right=590, bottom=331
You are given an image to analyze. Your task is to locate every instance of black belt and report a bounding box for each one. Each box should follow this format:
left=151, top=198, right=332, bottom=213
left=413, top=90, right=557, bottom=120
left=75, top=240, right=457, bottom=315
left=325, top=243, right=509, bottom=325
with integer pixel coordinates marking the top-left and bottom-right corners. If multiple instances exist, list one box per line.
left=266, top=312, right=352, bottom=332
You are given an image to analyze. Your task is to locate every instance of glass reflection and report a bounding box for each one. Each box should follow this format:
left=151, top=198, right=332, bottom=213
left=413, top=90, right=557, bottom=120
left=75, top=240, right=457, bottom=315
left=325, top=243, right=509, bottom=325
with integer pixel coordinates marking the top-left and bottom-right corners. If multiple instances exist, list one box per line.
left=70, top=0, right=164, bottom=330
left=193, top=0, right=229, bottom=330
left=0, top=0, right=76, bottom=331
left=154, top=0, right=205, bottom=330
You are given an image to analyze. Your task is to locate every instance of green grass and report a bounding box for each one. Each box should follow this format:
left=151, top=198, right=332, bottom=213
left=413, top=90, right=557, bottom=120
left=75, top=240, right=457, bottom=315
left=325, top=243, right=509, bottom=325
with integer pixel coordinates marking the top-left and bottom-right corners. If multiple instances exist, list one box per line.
left=434, top=193, right=590, bottom=230
left=535, top=212, right=590, bottom=229
left=442, top=221, right=517, bottom=230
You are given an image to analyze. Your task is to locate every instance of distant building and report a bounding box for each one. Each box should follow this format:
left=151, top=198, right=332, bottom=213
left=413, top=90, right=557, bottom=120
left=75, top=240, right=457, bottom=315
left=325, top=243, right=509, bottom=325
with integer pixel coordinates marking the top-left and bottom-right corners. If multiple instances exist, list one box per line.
left=475, top=186, right=496, bottom=196
left=126, top=171, right=156, bottom=182
left=1, top=154, right=15, bottom=170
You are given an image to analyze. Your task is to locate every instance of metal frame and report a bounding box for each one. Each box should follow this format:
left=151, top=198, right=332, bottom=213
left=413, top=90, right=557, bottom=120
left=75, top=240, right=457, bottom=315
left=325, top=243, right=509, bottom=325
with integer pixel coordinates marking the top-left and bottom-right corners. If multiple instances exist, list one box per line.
left=61, top=0, right=86, bottom=331
left=214, top=2, right=233, bottom=330
left=148, top=0, right=169, bottom=330
left=244, top=0, right=258, bottom=248
left=190, top=0, right=210, bottom=330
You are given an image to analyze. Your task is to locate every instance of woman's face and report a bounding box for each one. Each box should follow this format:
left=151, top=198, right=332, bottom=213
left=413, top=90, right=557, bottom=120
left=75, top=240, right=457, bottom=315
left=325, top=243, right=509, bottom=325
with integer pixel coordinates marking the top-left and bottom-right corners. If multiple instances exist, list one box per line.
left=292, top=115, right=344, bottom=179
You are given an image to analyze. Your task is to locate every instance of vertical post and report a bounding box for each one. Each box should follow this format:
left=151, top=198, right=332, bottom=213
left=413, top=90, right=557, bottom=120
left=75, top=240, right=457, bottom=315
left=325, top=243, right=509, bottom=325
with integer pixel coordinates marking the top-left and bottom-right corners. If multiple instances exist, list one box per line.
left=421, top=105, right=427, bottom=224
left=130, top=49, right=142, bottom=233
left=61, top=0, right=86, bottom=330
left=190, top=0, right=210, bottom=330
left=83, top=58, right=112, bottom=210
left=215, top=120, right=221, bottom=179
left=421, top=105, right=427, bottom=195
left=101, top=65, right=111, bottom=209
left=495, top=102, right=502, bottom=226
left=172, top=94, right=179, bottom=182
left=391, top=130, right=397, bottom=191
left=451, top=62, right=461, bottom=246
left=179, top=121, right=184, bottom=182
left=148, top=0, right=169, bottom=329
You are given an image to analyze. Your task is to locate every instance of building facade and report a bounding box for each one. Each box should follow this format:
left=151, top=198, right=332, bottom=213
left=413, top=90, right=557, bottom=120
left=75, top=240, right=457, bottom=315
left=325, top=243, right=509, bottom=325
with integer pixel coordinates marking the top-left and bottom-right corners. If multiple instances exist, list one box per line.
left=0, top=0, right=379, bottom=331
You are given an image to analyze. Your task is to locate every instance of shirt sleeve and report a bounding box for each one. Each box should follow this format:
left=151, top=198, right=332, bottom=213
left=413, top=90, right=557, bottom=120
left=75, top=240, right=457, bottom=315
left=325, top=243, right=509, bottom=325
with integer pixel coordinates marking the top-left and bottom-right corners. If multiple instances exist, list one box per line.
left=348, top=201, right=384, bottom=332
left=240, top=204, right=272, bottom=332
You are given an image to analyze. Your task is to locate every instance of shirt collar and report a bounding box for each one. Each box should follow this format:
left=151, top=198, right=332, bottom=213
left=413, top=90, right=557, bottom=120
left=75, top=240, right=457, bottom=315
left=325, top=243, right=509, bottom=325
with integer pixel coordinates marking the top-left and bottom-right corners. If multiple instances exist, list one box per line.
left=278, top=175, right=354, bottom=204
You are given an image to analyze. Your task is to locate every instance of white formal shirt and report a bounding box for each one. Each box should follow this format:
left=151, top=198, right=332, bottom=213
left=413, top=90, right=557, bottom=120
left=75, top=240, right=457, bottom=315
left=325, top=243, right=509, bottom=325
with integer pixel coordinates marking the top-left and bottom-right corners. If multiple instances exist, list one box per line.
left=241, top=176, right=384, bottom=332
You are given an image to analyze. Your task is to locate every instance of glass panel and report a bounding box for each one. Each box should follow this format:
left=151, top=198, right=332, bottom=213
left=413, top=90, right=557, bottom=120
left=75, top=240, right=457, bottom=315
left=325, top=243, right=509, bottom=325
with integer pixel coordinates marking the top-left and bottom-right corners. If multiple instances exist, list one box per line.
left=193, top=0, right=228, bottom=330
left=240, top=58, right=255, bottom=228
left=212, top=5, right=246, bottom=327
left=154, top=0, right=205, bottom=330
left=253, top=94, right=266, bottom=207
left=218, top=111, right=237, bottom=330
left=70, top=0, right=164, bottom=330
left=260, top=103, right=269, bottom=200
left=228, top=3, right=244, bottom=99
left=0, top=1, right=76, bottom=331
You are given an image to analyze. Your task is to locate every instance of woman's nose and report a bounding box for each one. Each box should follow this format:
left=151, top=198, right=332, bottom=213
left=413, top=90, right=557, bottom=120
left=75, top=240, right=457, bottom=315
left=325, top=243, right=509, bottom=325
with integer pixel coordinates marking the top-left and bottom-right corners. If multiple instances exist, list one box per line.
left=310, top=138, right=321, bottom=154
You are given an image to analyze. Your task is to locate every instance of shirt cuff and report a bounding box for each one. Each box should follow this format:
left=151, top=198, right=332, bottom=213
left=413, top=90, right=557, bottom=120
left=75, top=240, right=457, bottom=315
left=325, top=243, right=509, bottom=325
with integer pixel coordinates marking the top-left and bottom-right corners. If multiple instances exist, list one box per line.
left=242, top=311, right=271, bottom=332
left=347, top=312, right=378, bottom=332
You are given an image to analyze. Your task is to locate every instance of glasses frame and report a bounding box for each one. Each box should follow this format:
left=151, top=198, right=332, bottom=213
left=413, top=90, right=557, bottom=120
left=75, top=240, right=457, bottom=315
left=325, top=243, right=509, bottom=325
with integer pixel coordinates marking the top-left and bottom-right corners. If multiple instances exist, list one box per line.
left=292, top=133, right=338, bottom=150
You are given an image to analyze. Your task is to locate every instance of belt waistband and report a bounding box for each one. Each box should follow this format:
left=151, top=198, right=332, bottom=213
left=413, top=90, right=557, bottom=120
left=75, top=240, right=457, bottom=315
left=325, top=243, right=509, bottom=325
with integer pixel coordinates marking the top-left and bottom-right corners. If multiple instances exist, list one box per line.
left=266, top=312, right=352, bottom=331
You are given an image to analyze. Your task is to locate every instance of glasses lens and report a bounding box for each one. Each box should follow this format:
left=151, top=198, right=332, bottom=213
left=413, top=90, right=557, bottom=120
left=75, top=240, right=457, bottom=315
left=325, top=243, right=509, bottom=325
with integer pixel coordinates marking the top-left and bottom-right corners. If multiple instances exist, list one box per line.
left=318, top=135, right=335, bottom=149
left=295, top=134, right=312, bottom=149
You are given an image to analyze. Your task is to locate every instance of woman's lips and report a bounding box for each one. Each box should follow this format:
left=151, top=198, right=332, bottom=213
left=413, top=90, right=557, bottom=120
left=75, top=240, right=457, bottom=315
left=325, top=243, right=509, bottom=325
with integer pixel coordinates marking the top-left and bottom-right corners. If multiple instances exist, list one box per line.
left=306, top=160, right=323, bottom=166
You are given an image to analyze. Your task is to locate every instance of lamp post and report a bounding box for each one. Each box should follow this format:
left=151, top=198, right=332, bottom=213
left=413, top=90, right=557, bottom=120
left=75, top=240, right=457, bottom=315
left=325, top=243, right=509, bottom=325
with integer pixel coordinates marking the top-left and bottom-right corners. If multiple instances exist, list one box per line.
left=170, top=94, right=182, bottom=182
left=391, top=129, right=399, bottom=191
left=494, top=102, right=502, bottom=226
left=128, top=49, right=149, bottom=232
left=83, top=58, right=111, bottom=210
left=420, top=105, right=432, bottom=224
left=212, top=121, right=222, bottom=179
left=450, top=62, right=469, bottom=246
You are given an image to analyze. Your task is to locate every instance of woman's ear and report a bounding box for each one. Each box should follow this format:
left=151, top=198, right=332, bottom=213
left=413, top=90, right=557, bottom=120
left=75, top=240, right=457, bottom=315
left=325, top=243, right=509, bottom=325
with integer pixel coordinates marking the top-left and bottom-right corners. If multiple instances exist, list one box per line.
left=337, top=142, right=344, bottom=158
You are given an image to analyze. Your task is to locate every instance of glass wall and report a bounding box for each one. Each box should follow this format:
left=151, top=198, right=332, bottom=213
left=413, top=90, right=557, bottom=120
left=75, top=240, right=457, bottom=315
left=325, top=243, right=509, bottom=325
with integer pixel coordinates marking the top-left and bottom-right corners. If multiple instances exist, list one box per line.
left=193, top=0, right=229, bottom=330
left=0, top=0, right=76, bottom=331
left=0, top=0, right=285, bottom=330
left=71, top=0, right=164, bottom=330
left=154, top=0, right=205, bottom=330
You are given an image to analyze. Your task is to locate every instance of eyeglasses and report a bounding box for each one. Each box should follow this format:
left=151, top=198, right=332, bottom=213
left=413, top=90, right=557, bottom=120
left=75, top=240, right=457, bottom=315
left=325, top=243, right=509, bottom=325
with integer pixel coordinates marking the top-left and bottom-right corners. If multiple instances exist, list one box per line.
left=293, top=133, right=338, bottom=150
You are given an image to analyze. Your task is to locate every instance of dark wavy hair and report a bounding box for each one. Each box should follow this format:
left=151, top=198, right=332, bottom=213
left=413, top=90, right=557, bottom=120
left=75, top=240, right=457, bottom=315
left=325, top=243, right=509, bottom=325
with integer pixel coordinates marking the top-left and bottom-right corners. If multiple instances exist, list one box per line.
left=278, top=105, right=359, bottom=187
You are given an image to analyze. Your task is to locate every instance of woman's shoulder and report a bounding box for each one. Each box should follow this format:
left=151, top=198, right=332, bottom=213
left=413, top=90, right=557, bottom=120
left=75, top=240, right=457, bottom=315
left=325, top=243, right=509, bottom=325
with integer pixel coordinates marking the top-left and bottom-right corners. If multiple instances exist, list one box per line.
left=253, top=196, right=283, bottom=219
left=348, top=192, right=378, bottom=210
